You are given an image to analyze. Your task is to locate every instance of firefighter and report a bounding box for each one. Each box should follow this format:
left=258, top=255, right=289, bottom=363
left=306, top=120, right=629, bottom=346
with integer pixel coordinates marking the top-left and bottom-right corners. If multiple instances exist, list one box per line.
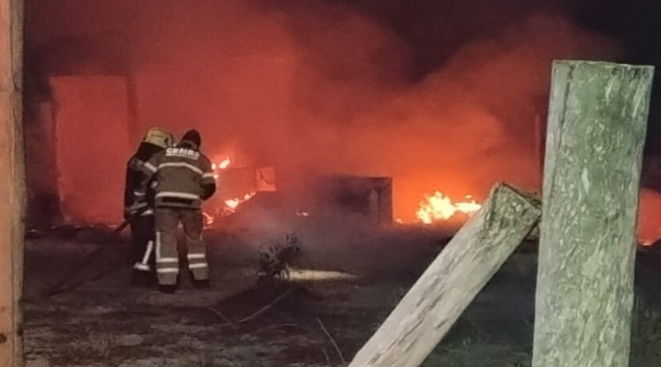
left=137, top=129, right=216, bottom=293
left=124, top=127, right=175, bottom=287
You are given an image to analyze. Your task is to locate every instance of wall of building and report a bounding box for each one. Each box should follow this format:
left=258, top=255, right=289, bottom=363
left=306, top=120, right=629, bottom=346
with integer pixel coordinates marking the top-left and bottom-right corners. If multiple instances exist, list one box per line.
left=24, top=102, right=61, bottom=228
left=51, top=76, right=131, bottom=224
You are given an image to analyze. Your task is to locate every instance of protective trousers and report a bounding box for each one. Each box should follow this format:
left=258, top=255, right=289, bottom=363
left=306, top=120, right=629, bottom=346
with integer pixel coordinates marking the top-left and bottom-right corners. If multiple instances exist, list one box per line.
left=154, top=207, right=209, bottom=285
left=130, top=215, right=156, bottom=273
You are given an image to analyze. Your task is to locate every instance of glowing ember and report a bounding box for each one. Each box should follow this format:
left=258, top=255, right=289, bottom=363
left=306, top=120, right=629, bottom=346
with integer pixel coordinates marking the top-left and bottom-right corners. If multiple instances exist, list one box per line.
left=416, top=192, right=482, bottom=224
left=296, top=211, right=310, bottom=217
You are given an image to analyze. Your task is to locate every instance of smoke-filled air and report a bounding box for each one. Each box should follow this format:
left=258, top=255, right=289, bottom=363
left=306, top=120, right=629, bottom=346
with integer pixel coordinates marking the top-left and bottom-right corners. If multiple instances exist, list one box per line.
left=26, top=0, right=620, bottom=222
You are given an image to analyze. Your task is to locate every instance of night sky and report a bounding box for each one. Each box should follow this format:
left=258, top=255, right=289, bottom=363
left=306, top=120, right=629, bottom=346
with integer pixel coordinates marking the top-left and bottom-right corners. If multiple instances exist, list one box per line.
left=316, top=0, right=661, bottom=77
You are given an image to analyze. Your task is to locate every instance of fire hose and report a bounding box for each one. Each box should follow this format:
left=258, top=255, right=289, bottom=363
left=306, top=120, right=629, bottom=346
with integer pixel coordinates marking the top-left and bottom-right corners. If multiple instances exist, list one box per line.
left=40, top=208, right=148, bottom=298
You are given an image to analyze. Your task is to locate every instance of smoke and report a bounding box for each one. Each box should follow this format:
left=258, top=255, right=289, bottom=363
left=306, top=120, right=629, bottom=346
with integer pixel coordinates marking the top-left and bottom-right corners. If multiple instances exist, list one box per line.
left=26, top=0, right=620, bottom=222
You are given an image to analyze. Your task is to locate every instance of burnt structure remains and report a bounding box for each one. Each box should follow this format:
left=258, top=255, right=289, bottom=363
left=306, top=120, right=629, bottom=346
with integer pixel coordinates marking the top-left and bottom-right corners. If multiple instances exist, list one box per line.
left=313, top=174, right=393, bottom=223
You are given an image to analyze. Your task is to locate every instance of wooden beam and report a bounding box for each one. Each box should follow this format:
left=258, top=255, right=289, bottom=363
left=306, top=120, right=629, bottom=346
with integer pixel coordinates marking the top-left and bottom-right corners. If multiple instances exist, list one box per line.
left=348, top=183, right=541, bottom=367
left=532, top=61, right=654, bottom=367
left=0, top=0, right=24, bottom=365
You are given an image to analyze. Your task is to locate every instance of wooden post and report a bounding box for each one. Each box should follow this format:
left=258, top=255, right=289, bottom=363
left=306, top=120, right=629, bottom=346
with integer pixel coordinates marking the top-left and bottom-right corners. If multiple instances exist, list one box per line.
left=533, top=61, right=654, bottom=367
left=348, top=183, right=541, bottom=367
left=0, top=0, right=24, bottom=365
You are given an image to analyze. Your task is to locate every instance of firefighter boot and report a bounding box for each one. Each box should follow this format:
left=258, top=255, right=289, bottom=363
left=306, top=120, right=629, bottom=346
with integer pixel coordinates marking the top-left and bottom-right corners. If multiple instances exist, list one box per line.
left=159, top=284, right=178, bottom=294
left=131, top=269, right=156, bottom=288
left=193, top=278, right=210, bottom=290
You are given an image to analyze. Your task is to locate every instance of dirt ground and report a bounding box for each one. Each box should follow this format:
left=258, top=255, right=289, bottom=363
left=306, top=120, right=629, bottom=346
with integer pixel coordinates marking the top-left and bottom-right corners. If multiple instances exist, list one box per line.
left=21, top=219, right=661, bottom=367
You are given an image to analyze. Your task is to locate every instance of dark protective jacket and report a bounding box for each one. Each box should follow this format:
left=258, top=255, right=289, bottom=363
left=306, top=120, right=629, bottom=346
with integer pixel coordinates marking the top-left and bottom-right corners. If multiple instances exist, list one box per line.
left=124, top=142, right=163, bottom=217
left=138, top=140, right=216, bottom=209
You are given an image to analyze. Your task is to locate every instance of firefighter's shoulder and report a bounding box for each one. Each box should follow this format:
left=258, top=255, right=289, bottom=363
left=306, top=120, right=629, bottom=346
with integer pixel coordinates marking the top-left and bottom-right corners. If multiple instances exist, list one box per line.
left=198, top=152, right=212, bottom=165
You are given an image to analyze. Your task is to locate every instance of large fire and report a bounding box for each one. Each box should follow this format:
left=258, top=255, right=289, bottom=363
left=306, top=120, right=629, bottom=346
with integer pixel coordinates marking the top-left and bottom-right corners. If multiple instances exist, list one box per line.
left=206, top=156, right=258, bottom=219
left=416, top=191, right=482, bottom=224
left=209, top=155, right=484, bottom=228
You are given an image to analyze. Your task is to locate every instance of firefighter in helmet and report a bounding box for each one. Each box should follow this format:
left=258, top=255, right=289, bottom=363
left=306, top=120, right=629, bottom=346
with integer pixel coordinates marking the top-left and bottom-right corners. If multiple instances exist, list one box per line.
left=137, top=129, right=216, bottom=293
left=124, top=127, right=175, bottom=287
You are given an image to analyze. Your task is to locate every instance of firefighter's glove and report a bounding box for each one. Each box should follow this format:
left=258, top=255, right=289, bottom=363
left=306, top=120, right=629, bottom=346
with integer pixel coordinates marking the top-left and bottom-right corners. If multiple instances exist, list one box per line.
left=124, top=202, right=148, bottom=220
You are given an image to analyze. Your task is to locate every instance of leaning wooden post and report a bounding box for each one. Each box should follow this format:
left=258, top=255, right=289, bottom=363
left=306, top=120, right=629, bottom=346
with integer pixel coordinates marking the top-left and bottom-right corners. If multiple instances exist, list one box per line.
left=533, top=61, right=654, bottom=367
left=0, top=0, right=24, bottom=365
left=348, top=183, right=541, bottom=367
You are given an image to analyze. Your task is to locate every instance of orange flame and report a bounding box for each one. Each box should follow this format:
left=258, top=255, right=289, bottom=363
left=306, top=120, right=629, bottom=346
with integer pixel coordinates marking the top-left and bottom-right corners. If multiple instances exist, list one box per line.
left=211, top=157, right=232, bottom=181
left=218, top=157, right=231, bottom=170
left=224, top=191, right=257, bottom=213
left=416, top=192, right=481, bottom=224
left=202, top=211, right=215, bottom=227
left=225, top=199, right=241, bottom=210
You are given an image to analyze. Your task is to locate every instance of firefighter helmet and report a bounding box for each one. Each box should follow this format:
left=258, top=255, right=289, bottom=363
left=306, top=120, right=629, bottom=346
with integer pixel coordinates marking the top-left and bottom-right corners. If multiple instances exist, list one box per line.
left=143, top=127, right=175, bottom=149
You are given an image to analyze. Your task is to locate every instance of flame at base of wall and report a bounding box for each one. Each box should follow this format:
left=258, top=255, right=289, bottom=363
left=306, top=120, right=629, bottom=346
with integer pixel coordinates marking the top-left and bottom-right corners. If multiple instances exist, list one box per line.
left=415, top=191, right=481, bottom=224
